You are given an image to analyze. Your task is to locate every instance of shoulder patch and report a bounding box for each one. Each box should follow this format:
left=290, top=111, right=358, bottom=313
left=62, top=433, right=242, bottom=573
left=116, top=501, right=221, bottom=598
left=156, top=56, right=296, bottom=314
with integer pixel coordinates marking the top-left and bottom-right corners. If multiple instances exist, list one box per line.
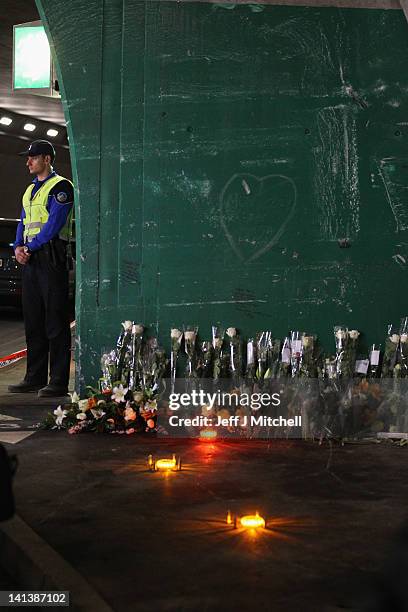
left=56, top=192, right=68, bottom=203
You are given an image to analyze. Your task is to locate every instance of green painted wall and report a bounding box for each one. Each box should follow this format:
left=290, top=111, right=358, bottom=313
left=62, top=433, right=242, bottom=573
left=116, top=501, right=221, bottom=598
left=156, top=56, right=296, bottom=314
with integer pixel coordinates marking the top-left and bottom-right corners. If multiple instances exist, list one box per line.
left=36, top=0, right=408, bottom=389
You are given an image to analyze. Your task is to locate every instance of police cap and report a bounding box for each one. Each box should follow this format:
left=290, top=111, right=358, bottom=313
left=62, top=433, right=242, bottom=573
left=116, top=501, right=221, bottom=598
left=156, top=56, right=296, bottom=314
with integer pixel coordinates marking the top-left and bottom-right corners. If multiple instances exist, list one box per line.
left=19, top=140, right=55, bottom=163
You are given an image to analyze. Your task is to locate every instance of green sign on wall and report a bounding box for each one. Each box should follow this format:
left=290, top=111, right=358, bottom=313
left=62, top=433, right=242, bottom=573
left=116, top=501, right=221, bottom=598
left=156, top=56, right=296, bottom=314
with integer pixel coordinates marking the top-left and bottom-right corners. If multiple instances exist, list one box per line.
left=13, top=24, right=51, bottom=90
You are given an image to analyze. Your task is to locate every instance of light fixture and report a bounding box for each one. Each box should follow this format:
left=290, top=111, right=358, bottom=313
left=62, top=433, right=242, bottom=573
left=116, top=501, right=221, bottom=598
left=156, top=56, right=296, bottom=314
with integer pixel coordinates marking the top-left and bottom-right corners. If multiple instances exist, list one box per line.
left=0, top=116, right=12, bottom=126
left=23, top=123, right=36, bottom=132
left=46, top=128, right=58, bottom=137
left=147, top=454, right=182, bottom=472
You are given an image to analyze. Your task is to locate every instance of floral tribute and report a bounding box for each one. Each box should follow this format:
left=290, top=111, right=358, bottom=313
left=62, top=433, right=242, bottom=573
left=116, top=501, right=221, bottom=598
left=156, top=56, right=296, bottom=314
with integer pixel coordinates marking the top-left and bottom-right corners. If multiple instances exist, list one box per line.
left=43, top=317, right=408, bottom=439
left=43, top=322, right=166, bottom=435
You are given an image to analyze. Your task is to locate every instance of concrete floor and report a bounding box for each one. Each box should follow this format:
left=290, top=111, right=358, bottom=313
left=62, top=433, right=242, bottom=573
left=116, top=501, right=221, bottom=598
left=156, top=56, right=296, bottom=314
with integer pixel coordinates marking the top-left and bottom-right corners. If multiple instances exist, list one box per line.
left=1, top=320, right=407, bottom=611
left=3, top=431, right=407, bottom=611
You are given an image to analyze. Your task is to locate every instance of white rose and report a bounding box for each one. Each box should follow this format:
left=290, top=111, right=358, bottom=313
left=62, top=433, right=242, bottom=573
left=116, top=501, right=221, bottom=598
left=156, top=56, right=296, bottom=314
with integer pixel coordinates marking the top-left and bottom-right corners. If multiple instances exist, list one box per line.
left=349, top=330, right=360, bottom=340
left=133, top=324, right=144, bottom=335
left=122, top=320, right=133, bottom=332
left=76, top=412, right=87, bottom=421
left=226, top=327, right=237, bottom=338
left=401, top=334, right=408, bottom=344
left=184, top=331, right=196, bottom=341
left=390, top=334, right=400, bottom=344
left=171, top=328, right=183, bottom=339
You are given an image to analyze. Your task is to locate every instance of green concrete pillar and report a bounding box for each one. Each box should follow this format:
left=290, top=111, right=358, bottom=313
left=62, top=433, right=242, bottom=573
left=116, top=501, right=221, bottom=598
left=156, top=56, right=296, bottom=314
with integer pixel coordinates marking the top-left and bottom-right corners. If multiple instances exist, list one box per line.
left=36, top=0, right=408, bottom=389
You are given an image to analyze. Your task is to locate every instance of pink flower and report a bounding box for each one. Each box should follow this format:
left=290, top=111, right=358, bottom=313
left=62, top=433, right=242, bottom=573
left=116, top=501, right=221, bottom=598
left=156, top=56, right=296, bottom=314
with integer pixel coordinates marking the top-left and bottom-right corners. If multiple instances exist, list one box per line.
left=124, top=406, right=137, bottom=422
left=126, top=428, right=135, bottom=435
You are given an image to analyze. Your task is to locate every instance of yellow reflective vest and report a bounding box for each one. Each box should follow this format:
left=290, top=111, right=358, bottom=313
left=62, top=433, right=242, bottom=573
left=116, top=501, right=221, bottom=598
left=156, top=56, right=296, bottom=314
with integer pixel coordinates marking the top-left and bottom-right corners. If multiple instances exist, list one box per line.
left=22, top=174, right=73, bottom=243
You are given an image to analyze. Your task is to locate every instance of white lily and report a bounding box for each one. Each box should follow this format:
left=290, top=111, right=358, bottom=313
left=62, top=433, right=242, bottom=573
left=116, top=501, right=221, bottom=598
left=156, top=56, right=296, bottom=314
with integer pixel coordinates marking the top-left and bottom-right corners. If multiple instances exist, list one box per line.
left=69, top=391, right=80, bottom=403
left=91, top=408, right=106, bottom=420
left=78, top=399, right=89, bottom=411
left=111, top=384, right=128, bottom=403
left=76, top=412, right=87, bottom=421
left=133, top=391, right=144, bottom=404
left=53, top=405, right=68, bottom=426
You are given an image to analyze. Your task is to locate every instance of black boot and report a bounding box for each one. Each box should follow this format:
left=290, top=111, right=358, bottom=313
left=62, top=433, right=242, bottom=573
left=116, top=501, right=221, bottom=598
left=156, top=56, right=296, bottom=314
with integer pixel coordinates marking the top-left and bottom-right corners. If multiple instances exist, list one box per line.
left=37, top=384, right=69, bottom=398
left=8, top=380, right=44, bottom=393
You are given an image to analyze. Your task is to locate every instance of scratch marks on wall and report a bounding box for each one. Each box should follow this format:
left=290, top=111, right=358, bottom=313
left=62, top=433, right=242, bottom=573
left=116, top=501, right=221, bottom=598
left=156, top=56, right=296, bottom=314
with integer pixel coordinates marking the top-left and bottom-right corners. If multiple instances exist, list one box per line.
left=259, top=15, right=336, bottom=94
left=375, top=158, right=408, bottom=232
left=314, top=106, right=360, bottom=240
left=219, top=173, right=297, bottom=262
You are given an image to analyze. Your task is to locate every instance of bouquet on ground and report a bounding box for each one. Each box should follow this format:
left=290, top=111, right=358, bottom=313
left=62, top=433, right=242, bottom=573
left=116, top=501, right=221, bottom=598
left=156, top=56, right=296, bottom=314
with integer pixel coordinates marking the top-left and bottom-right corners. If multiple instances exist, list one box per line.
left=381, top=325, right=400, bottom=378
left=245, top=338, right=256, bottom=384
left=42, top=385, right=158, bottom=435
left=398, top=317, right=408, bottom=377
left=300, top=335, right=317, bottom=378
left=226, top=327, right=242, bottom=386
left=212, top=326, right=225, bottom=381
left=184, top=325, right=198, bottom=378
left=170, top=328, right=183, bottom=389
left=128, top=323, right=144, bottom=390
left=256, top=331, right=272, bottom=382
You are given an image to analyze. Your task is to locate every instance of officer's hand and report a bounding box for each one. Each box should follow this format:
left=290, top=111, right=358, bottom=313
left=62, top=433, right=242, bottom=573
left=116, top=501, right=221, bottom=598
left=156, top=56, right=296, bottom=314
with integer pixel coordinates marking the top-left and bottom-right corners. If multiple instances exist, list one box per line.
left=15, top=246, right=30, bottom=265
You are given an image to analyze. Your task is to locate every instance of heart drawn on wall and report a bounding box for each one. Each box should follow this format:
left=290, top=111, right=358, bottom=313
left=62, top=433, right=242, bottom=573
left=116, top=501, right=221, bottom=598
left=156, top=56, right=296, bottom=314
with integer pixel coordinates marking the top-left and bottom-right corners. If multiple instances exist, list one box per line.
left=219, top=173, right=297, bottom=263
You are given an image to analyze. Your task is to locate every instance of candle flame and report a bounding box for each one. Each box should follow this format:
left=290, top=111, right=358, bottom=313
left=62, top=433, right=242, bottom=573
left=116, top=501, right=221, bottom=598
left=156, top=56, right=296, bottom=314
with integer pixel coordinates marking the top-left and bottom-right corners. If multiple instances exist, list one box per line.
left=156, top=457, right=177, bottom=470
left=240, top=513, right=265, bottom=529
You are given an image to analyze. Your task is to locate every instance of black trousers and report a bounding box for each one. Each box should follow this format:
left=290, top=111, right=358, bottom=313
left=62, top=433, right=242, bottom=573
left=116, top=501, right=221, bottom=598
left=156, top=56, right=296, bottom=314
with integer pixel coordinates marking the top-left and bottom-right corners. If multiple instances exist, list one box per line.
left=22, top=243, right=71, bottom=388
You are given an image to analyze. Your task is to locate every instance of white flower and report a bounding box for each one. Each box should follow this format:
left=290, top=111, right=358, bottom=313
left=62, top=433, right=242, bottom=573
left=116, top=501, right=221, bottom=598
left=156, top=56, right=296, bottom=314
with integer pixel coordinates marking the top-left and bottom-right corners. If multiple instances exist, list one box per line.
left=390, top=334, right=400, bottom=344
left=78, top=399, right=89, bottom=411
left=133, top=391, right=144, bottom=404
left=91, top=408, right=105, bottom=420
left=76, top=412, right=87, bottom=421
left=184, top=330, right=196, bottom=341
left=53, top=405, right=67, bottom=426
left=111, top=384, right=128, bottom=403
left=401, top=334, right=408, bottom=344
left=335, top=329, right=347, bottom=340
left=121, top=320, right=133, bottom=332
left=69, top=391, right=80, bottom=403
left=349, top=330, right=360, bottom=340
left=226, top=327, right=237, bottom=338
left=133, top=323, right=144, bottom=335
left=171, top=328, right=183, bottom=339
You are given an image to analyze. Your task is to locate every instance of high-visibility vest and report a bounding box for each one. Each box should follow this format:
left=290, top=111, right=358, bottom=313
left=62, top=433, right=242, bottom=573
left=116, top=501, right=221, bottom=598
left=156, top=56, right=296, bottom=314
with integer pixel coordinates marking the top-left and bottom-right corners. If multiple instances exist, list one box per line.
left=22, top=174, right=73, bottom=243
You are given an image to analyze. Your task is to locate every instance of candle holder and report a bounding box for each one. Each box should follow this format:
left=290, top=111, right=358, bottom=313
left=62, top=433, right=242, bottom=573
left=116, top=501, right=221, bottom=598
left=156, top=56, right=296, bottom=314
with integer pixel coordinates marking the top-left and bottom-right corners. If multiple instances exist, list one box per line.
left=226, top=510, right=266, bottom=530
left=147, top=454, right=182, bottom=472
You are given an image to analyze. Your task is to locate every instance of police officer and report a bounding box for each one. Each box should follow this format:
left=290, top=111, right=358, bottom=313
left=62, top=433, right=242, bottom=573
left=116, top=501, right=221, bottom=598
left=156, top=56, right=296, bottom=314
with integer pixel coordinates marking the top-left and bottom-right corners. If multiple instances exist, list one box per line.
left=8, top=140, right=74, bottom=398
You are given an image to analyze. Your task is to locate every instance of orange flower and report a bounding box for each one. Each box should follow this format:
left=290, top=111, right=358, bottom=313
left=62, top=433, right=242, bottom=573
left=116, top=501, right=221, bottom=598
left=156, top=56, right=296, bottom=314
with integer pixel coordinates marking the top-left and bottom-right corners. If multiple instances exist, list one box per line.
left=87, top=397, right=97, bottom=409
